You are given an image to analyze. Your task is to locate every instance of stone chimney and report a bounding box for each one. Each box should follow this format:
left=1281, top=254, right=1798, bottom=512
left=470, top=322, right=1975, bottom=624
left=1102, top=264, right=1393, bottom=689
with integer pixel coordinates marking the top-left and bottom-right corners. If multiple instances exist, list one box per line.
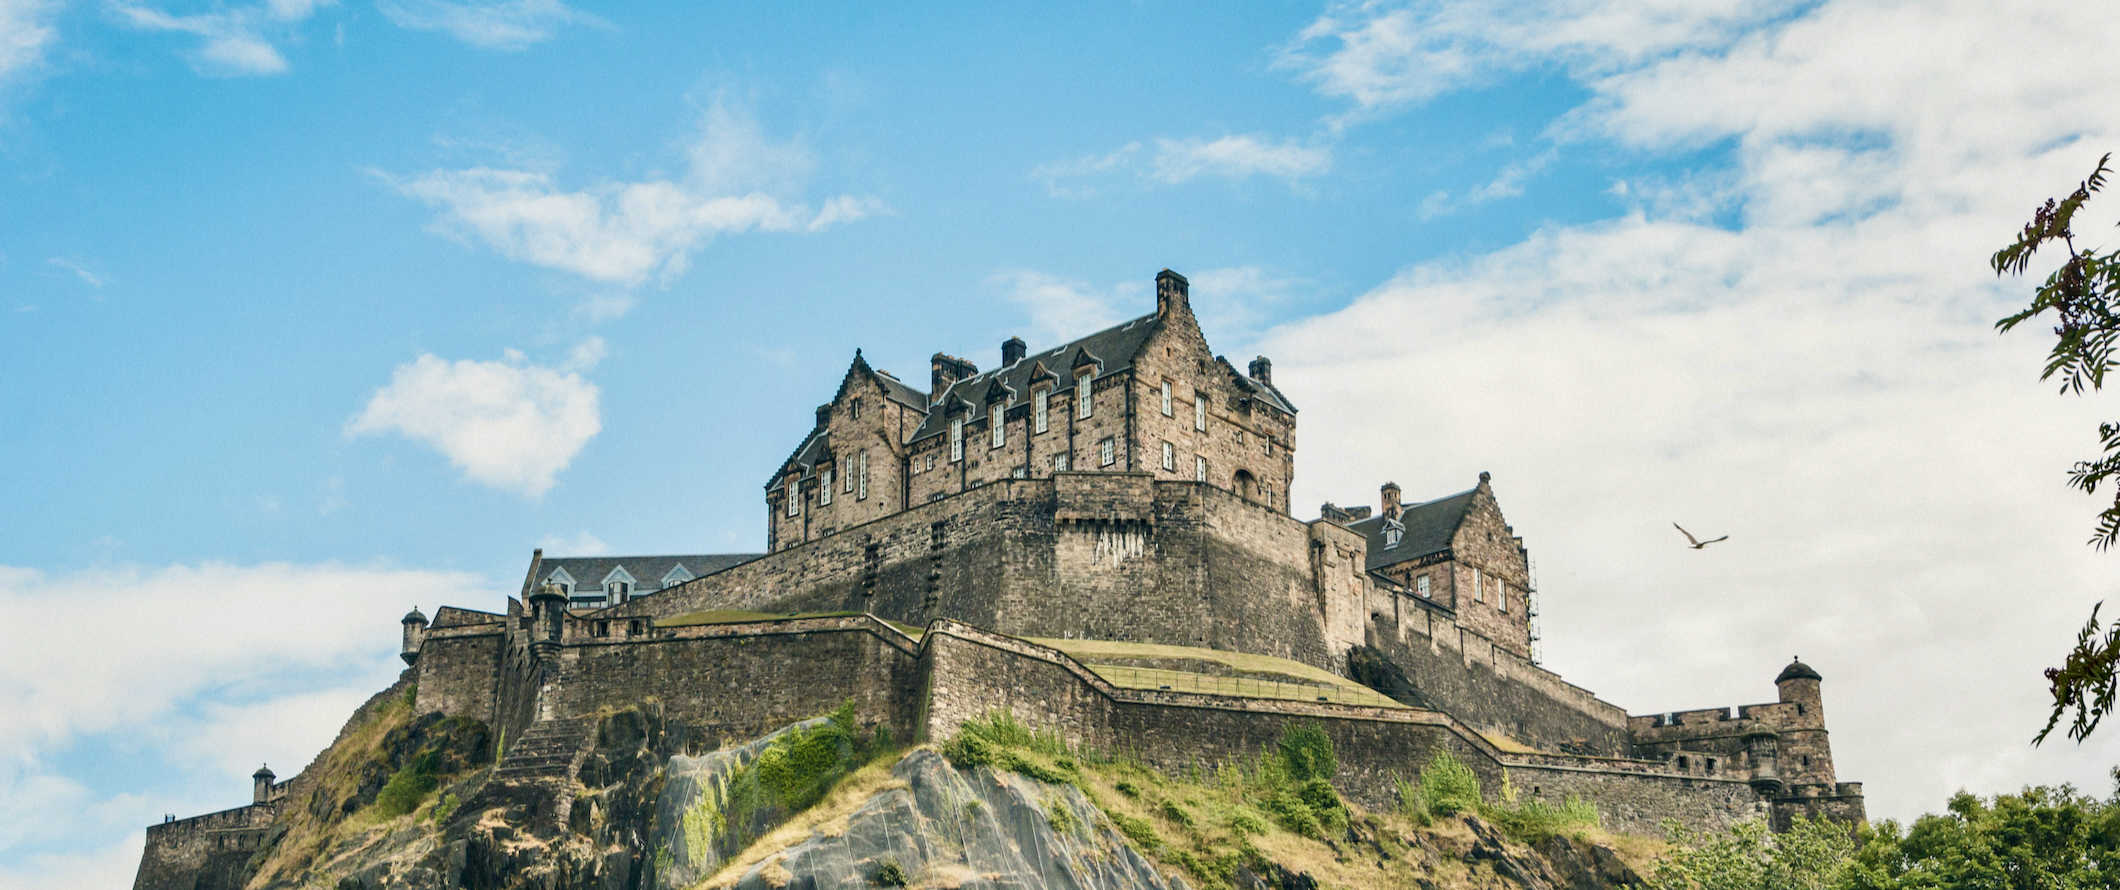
left=815, top=403, right=833, bottom=428
left=1381, top=482, right=1401, bottom=519
left=252, top=765, right=276, bottom=804
left=1002, top=336, right=1027, bottom=366
left=930, top=353, right=978, bottom=402
left=1156, top=269, right=1190, bottom=319
left=1249, top=355, right=1272, bottom=385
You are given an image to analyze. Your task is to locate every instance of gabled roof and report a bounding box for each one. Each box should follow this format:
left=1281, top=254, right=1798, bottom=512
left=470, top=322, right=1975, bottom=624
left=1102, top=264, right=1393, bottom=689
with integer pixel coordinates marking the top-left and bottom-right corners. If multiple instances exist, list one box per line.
left=772, top=352, right=932, bottom=488
left=538, top=554, right=759, bottom=594
left=910, top=312, right=1164, bottom=443
left=1347, top=487, right=1478, bottom=570
left=836, top=350, right=928, bottom=412
left=1217, top=355, right=1297, bottom=415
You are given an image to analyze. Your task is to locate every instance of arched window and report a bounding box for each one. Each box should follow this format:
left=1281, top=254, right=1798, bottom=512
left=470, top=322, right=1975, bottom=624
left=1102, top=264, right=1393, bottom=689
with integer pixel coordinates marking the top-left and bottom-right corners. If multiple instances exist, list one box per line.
left=1233, top=469, right=1257, bottom=501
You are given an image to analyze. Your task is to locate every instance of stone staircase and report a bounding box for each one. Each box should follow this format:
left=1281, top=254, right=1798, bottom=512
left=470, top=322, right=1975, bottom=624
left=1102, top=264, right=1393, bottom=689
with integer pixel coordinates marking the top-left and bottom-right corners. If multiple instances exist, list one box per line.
left=454, top=717, right=596, bottom=832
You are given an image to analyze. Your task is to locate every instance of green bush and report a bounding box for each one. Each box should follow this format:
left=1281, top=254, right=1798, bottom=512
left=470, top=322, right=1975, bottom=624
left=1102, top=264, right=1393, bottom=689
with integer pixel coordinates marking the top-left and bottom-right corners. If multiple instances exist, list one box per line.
left=873, top=857, right=907, bottom=887
left=1045, top=798, right=1079, bottom=834
left=1109, top=811, right=1163, bottom=853
left=1414, top=749, right=1483, bottom=817
left=1160, top=799, right=1197, bottom=829
left=1276, top=723, right=1337, bottom=782
left=1225, top=808, right=1270, bottom=836
left=372, top=750, right=442, bottom=818
left=1484, top=794, right=1600, bottom=842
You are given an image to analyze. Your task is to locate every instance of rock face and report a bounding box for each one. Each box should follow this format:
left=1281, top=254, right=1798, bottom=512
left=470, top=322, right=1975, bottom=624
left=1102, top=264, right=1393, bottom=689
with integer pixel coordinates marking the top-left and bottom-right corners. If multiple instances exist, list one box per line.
left=647, top=717, right=832, bottom=889
left=724, top=750, right=1181, bottom=890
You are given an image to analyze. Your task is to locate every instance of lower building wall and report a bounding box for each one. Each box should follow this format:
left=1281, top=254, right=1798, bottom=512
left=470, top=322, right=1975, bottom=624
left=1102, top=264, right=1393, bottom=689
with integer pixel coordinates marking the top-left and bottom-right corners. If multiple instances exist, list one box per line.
left=545, top=619, right=924, bottom=749
left=414, top=626, right=505, bottom=725
left=917, top=621, right=1765, bottom=835
left=1367, top=591, right=1632, bottom=756
left=133, top=804, right=275, bottom=890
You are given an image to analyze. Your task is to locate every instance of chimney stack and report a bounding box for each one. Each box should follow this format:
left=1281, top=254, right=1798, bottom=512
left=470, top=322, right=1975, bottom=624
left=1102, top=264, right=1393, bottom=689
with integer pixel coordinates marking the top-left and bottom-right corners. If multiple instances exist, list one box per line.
left=815, top=403, right=833, bottom=428
left=1156, top=269, right=1190, bottom=318
left=1249, top=355, right=1272, bottom=385
left=930, top=353, right=978, bottom=402
left=1381, top=482, right=1401, bottom=519
left=1002, top=336, right=1027, bottom=366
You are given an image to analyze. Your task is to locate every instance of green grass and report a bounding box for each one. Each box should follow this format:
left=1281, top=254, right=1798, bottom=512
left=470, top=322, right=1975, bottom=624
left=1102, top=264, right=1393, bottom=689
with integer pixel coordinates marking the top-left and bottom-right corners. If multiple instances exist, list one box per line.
left=1396, top=749, right=1601, bottom=841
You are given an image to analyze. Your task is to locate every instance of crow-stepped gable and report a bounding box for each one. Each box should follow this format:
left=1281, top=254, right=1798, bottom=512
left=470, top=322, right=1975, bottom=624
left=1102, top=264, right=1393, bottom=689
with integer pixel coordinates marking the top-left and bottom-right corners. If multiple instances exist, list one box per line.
left=136, top=269, right=1864, bottom=890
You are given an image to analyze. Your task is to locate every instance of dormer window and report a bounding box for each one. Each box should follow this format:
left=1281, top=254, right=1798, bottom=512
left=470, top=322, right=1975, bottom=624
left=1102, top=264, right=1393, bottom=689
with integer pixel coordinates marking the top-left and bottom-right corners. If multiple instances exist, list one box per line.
left=785, top=478, right=800, bottom=516
left=990, top=404, right=1005, bottom=447
left=1077, top=372, right=1094, bottom=418
left=950, top=417, right=965, bottom=462
left=820, top=468, right=834, bottom=505
left=661, top=565, right=693, bottom=587
left=1033, top=387, right=1049, bottom=433
left=1383, top=518, right=1404, bottom=550
left=605, top=580, right=631, bottom=604
left=546, top=568, right=576, bottom=598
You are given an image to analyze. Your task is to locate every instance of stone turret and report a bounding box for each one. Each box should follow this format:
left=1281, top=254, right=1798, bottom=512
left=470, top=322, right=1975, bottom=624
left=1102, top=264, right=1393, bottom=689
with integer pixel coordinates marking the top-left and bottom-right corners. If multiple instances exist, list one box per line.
left=251, top=765, right=275, bottom=804
left=528, top=580, right=568, bottom=660
left=1774, top=657, right=1835, bottom=786
left=400, top=607, right=428, bottom=666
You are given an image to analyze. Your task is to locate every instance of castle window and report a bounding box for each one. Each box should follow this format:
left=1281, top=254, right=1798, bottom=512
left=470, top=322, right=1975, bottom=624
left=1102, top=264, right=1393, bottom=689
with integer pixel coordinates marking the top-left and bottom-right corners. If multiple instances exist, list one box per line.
left=785, top=479, right=800, bottom=516
left=820, top=468, right=834, bottom=505
left=1195, top=455, right=1207, bottom=481
left=1802, top=756, right=1810, bottom=768
left=594, top=620, right=610, bottom=638
left=1383, top=520, right=1403, bottom=550
left=1013, top=466, right=1028, bottom=479
left=606, top=580, right=631, bottom=603
left=628, top=620, right=644, bottom=635
left=1034, top=387, right=1049, bottom=433
left=990, top=404, right=1005, bottom=448
left=1498, top=582, right=1507, bottom=612
left=950, top=417, right=965, bottom=462
left=1161, top=441, right=1175, bottom=471
left=1263, top=482, right=1273, bottom=506
left=1194, top=393, right=1206, bottom=431
left=1706, top=758, right=1717, bottom=774
left=1473, top=566, right=1483, bottom=602
left=1678, top=756, right=1689, bottom=770
left=1099, top=437, right=1115, bottom=467
left=1161, top=380, right=1173, bottom=416
left=858, top=450, right=870, bottom=500
left=1416, top=575, right=1430, bottom=597
left=1053, top=453, right=1070, bottom=471
left=1077, top=372, right=1094, bottom=418
left=851, top=398, right=862, bottom=420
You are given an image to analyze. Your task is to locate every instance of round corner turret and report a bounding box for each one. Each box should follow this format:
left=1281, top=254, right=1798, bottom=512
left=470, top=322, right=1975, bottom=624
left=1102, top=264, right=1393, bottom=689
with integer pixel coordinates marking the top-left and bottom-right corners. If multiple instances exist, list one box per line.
left=251, top=764, right=275, bottom=804
left=1776, top=656, right=1822, bottom=685
left=400, top=606, right=429, bottom=666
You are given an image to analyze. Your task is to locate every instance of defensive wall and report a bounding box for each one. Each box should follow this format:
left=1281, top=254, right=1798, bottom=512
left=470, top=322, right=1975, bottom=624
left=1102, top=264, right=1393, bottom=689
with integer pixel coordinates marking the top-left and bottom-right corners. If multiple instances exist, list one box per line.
left=605, top=473, right=1368, bottom=675
left=1365, top=585, right=1634, bottom=756
left=405, top=610, right=1784, bottom=836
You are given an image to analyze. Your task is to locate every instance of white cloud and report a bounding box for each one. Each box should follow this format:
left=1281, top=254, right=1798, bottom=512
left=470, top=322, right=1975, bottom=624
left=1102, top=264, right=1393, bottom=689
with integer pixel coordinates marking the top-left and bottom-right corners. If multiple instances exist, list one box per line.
left=1277, top=0, right=1805, bottom=123
left=0, top=836, right=143, bottom=890
left=377, top=0, right=603, bottom=50
left=112, top=0, right=335, bottom=76
left=0, top=0, right=57, bottom=88
left=989, top=270, right=1130, bottom=345
left=1150, top=135, right=1331, bottom=184
left=347, top=351, right=601, bottom=497
left=1262, top=0, right=2120, bottom=824
left=537, top=530, right=609, bottom=555
left=45, top=256, right=103, bottom=288
left=563, top=334, right=605, bottom=372
left=1415, top=149, right=1558, bottom=219
left=385, top=102, right=878, bottom=286
left=1035, top=135, right=1329, bottom=194
left=571, top=293, right=636, bottom=323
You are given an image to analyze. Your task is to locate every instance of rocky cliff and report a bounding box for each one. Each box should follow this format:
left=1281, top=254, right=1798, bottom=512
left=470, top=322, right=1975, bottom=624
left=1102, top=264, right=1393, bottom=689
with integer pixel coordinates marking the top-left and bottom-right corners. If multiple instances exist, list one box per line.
left=137, top=692, right=1657, bottom=890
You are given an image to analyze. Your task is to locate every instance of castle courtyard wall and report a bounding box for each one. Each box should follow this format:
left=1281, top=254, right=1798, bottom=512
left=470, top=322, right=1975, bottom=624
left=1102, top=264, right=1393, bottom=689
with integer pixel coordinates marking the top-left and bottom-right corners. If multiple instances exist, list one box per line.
left=1366, top=589, right=1632, bottom=756
left=413, top=622, right=505, bottom=725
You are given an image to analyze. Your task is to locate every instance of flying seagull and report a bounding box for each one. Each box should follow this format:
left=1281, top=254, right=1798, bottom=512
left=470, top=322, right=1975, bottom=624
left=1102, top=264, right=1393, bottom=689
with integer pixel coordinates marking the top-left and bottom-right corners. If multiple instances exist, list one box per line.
left=1673, top=522, right=1729, bottom=550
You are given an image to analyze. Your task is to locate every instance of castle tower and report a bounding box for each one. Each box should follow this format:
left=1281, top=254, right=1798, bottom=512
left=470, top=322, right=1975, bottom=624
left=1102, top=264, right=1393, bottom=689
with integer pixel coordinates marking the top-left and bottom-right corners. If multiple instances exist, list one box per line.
left=529, top=580, right=568, bottom=660
left=400, top=607, right=428, bottom=666
left=251, top=764, right=275, bottom=804
left=1774, top=657, right=1836, bottom=787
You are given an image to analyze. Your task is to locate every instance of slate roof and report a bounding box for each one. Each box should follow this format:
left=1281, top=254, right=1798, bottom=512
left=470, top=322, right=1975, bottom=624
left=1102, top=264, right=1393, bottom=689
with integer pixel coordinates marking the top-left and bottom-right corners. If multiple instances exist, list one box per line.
left=1776, top=659, right=1823, bottom=683
left=538, top=554, right=759, bottom=594
left=1346, top=487, right=1478, bottom=570
left=908, top=311, right=1167, bottom=443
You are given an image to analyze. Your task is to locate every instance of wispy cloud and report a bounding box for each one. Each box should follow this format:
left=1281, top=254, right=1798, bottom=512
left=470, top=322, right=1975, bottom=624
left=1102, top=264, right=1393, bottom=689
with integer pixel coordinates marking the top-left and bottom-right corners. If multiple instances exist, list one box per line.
left=383, top=101, right=880, bottom=286
left=376, top=0, right=605, bottom=51
left=0, top=0, right=58, bottom=88
left=111, top=0, right=334, bottom=76
left=347, top=349, right=601, bottom=497
left=1415, top=149, right=1557, bottom=219
left=44, top=256, right=103, bottom=288
left=1034, top=134, right=1329, bottom=195
left=571, top=293, right=636, bottom=323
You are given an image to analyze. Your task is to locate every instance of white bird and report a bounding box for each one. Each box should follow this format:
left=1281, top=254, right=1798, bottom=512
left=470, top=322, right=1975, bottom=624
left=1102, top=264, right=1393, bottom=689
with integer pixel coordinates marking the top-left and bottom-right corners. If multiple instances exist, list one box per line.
left=1673, top=522, right=1729, bottom=550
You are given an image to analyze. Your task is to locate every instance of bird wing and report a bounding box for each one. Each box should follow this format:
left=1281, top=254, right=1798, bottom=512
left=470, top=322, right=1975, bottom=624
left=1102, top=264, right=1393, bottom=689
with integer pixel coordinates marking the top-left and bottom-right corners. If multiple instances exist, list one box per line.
left=1673, top=522, right=1701, bottom=546
left=1703, top=535, right=1729, bottom=545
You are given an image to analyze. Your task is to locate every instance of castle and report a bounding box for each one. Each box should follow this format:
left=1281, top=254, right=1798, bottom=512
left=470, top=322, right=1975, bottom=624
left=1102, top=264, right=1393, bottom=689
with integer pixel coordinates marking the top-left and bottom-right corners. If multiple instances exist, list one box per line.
left=136, top=270, right=1864, bottom=887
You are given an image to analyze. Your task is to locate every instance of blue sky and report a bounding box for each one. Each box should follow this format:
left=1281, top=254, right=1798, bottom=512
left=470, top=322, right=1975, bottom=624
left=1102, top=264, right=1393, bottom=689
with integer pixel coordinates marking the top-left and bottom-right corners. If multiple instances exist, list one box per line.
left=6, top=1, right=2120, bottom=884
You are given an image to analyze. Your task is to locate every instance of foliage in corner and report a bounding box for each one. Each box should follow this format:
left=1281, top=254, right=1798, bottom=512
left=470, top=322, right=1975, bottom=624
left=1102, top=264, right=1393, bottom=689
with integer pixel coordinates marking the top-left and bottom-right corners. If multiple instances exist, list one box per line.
left=1992, top=151, right=2120, bottom=744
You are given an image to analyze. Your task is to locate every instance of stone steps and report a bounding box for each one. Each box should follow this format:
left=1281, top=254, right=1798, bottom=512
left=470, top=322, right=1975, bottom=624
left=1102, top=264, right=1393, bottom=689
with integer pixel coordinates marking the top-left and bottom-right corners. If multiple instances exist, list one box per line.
left=491, top=718, right=594, bottom=780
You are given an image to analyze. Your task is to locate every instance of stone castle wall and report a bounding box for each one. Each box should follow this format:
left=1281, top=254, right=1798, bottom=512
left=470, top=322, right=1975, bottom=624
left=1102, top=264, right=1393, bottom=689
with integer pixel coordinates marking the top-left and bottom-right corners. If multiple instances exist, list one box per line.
left=1365, top=587, right=1633, bottom=756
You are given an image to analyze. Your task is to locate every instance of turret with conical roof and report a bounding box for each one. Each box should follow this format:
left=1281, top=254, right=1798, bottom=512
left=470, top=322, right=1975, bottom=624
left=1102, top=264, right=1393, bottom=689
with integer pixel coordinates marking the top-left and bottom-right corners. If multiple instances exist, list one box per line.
left=1774, top=656, right=1835, bottom=786
left=251, top=764, right=275, bottom=804
left=400, top=606, right=428, bottom=666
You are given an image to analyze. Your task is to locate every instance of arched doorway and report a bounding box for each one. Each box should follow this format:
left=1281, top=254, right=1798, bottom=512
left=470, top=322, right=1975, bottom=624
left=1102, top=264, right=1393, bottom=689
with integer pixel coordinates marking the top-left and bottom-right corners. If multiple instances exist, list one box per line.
left=1233, top=469, right=1257, bottom=501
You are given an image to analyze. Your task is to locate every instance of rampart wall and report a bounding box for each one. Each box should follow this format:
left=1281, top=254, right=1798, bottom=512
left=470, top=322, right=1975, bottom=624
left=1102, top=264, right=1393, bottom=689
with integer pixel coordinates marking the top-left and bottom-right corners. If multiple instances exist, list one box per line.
left=133, top=801, right=275, bottom=890
left=414, top=621, right=505, bottom=725
left=1365, top=588, right=1632, bottom=756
